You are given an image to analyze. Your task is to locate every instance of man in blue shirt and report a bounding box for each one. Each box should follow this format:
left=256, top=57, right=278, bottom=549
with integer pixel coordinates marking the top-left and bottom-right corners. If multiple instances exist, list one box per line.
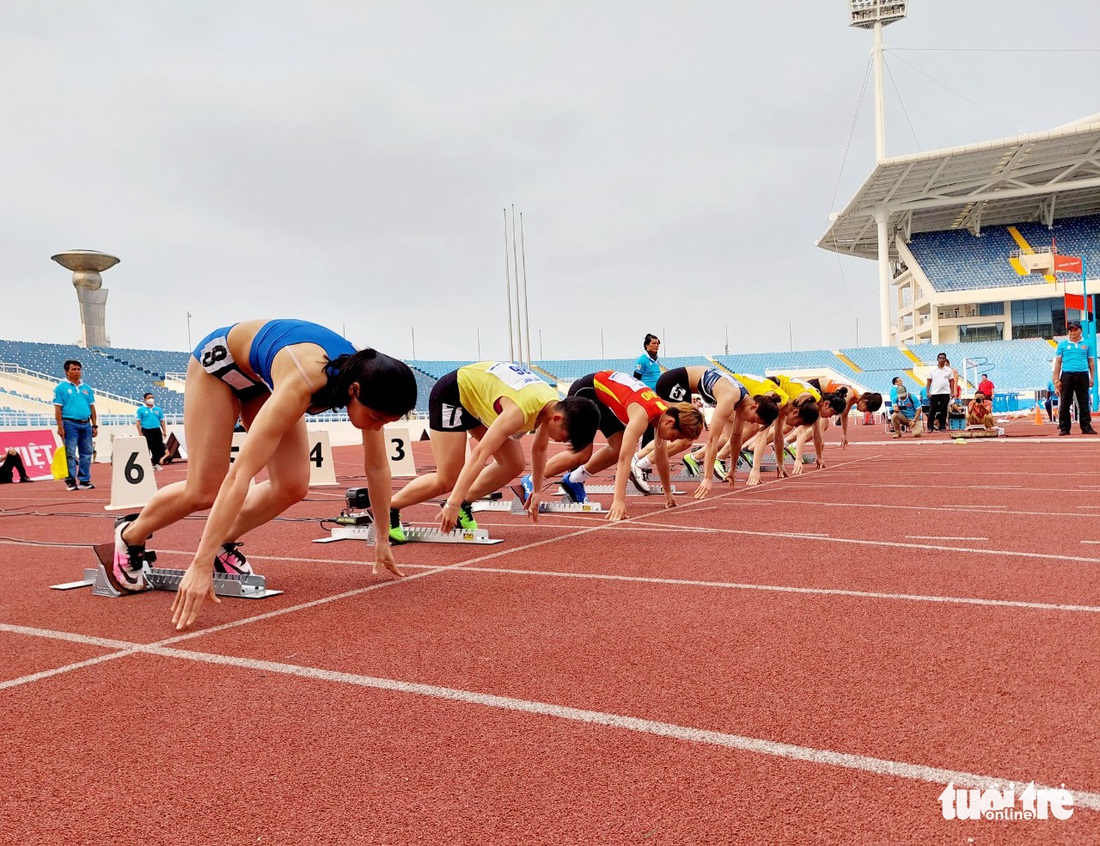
left=136, top=392, right=168, bottom=469
left=1052, top=320, right=1096, bottom=435
left=52, top=359, right=98, bottom=490
left=633, top=334, right=661, bottom=390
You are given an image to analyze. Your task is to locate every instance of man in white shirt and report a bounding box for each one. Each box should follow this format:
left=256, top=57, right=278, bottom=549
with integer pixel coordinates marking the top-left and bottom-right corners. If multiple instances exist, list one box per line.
left=926, top=352, right=956, bottom=432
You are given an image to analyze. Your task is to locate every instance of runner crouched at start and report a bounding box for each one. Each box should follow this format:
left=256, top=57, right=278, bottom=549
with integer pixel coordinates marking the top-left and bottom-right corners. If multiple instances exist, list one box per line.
left=109, top=318, right=417, bottom=631
left=389, top=361, right=600, bottom=541
left=533, top=371, right=704, bottom=522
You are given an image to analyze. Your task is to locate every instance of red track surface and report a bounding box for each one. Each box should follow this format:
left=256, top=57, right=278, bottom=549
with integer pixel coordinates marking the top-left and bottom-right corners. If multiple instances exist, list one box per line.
left=2, top=416, right=1099, bottom=844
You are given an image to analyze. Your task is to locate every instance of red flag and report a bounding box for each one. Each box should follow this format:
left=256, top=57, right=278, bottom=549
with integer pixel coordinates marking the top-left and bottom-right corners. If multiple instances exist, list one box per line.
left=1064, top=293, right=1095, bottom=316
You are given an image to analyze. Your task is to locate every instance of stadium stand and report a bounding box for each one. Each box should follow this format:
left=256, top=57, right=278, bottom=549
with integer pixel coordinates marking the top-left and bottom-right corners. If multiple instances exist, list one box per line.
left=0, top=337, right=1065, bottom=426
left=907, top=214, right=1100, bottom=293
left=657, top=356, right=712, bottom=370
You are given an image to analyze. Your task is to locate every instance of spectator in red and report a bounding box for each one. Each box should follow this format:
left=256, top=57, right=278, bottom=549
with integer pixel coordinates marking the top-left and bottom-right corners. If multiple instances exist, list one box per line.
left=977, top=373, right=994, bottom=401
left=966, top=391, right=995, bottom=430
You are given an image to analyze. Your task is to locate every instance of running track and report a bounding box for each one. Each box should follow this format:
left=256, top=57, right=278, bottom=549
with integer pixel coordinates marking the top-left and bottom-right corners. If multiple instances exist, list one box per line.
left=1, top=418, right=1098, bottom=844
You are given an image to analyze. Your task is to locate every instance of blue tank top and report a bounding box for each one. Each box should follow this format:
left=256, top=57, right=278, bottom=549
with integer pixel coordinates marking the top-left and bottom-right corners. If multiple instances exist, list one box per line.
left=248, top=320, right=356, bottom=389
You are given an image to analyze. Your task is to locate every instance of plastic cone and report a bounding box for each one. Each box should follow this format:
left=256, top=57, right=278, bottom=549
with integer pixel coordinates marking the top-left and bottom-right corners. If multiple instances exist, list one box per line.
left=1034, top=404, right=1044, bottom=425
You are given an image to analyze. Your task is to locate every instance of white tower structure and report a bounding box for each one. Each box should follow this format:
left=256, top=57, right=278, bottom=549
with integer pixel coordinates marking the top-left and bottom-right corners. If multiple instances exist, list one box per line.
left=51, top=250, right=120, bottom=348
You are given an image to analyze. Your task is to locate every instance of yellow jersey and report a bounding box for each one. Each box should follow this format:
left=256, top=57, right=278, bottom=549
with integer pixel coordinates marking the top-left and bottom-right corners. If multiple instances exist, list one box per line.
left=456, top=361, right=559, bottom=431
left=731, top=372, right=789, bottom=404
left=771, top=374, right=821, bottom=402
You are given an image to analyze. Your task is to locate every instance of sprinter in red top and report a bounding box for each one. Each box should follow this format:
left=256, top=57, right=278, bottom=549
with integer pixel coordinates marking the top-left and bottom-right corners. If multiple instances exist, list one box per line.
left=532, top=371, right=704, bottom=522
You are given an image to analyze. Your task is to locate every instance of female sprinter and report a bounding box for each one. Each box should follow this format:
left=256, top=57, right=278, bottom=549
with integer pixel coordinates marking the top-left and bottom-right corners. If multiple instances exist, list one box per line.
left=106, top=319, right=416, bottom=630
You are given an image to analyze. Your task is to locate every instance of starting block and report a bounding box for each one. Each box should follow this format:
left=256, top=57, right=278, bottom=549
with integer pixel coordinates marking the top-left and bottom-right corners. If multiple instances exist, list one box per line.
left=586, top=484, right=685, bottom=497
left=509, top=495, right=604, bottom=515
left=50, top=544, right=281, bottom=599
left=313, top=522, right=503, bottom=545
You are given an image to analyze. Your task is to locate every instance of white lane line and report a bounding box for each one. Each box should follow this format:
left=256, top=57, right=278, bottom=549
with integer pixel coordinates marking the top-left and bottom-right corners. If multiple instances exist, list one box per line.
left=732, top=498, right=1076, bottom=520
left=3, top=623, right=1097, bottom=812
left=906, top=536, right=988, bottom=542
left=448, top=567, right=1100, bottom=614
left=608, top=523, right=1100, bottom=565
left=1081, top=540, right=1100, bottom=545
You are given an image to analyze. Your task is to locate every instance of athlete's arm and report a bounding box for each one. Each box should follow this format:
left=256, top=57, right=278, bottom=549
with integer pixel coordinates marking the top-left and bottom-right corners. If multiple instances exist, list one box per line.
left=526, top=419, right=552, bottom=523
left=694, top=392, right=735, bottom=499
left=361, top=425, right=402, bottom=578
left=608, top=405, right=650, bottom=522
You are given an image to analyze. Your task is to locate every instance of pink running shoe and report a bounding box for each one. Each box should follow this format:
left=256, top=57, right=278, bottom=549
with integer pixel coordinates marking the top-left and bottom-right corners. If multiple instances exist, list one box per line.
left=106, top=515, right=147, bottom=592
left=214, top=542, right=252, bottom=576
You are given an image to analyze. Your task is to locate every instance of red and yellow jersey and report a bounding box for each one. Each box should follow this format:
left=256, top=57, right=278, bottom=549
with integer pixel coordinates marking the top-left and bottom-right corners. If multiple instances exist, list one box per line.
left=593, top=371, right=668, bottom=425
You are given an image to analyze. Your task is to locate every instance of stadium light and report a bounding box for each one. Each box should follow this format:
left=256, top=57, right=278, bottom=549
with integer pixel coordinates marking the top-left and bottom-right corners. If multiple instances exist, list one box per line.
left=848, top=0, right=908, bottom=29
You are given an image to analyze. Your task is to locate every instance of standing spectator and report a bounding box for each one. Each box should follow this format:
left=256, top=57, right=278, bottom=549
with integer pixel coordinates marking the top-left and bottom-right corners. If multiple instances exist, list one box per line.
left=0, top=448, right=32, bottom=483
left=978, top=373, right=995, bottom=402
left=53, top=359, right=97, bottom=490
left=919, top=384, right=931, bottom=430
left=966, top=391, right=995, bottom=430
left=136, top=392, right=168, bottom=470
left=926, top=353, right=955, bottom=432
left=1045, top=379, right=1056, bottom=422
left=633, top=334, right=661, bottom=390
left=1052, top=319, right=1096, bottom=436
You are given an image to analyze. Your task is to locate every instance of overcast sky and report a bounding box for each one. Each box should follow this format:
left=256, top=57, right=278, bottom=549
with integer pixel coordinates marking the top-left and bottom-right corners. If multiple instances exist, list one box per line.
left=2, top=1, right=1096, bottom=361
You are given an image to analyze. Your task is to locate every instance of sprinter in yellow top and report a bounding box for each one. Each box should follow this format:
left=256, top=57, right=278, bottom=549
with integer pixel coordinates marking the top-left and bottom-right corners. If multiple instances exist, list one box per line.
left=389, top=362, right=599, bottom=541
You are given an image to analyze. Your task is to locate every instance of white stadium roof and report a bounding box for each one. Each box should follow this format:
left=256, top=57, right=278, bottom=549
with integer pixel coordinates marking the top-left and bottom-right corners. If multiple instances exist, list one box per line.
left=818, top=114, right=1100, bottom=260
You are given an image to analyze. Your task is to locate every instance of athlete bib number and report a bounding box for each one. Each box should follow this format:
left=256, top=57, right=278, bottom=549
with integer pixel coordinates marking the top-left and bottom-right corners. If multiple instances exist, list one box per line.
left=487, top=362, right=542, bottom=391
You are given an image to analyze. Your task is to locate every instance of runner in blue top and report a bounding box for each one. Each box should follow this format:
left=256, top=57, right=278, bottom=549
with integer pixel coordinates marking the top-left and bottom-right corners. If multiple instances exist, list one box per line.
left=107, top=318, right=417, bottom=630
left=633, top=334, right=661, bottom=390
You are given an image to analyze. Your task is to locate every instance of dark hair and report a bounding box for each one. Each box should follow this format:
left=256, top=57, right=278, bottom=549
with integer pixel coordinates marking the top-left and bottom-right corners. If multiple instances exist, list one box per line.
left=825, top=394, right=846, bottom=416
left=556, top=396, right=600, bottom=451
left=643, top=333, right=659, bottom=347
left=143, top=392, right=154, bottom=400
left=318, top=348, right=417, bottom=416
left=862, top=392, right=883, bottom=412
left=753, top=394, right=779, bottom=425
left=792, top=397, right=820, bottom=426
left=663, top=402, right=704, bottom=439
left=64, top=359, right=82, bottom=370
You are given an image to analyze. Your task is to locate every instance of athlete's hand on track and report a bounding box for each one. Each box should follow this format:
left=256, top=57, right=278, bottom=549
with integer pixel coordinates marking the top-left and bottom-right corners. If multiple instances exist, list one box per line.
left=693, top=478, right=712, bottom=499
left=841, top=438, right=849, bottom=449
left=526, top=492, right=541, bottom=523
left=776, top=466, right=789, bottom=479
left=790, top=461, right=804, bottom=476
left=373, top=544, right=404, bottom=578
left=607, top=499, right=628, bottom=522
left=746, top=472, right=761, bottom=487
left=664, top=494, right=676, bottom=509
left=171, top=565, right=219, bottom=631
left=817, top=458, right=827, bottom=470
left=439, top=505, right=458, bottom=533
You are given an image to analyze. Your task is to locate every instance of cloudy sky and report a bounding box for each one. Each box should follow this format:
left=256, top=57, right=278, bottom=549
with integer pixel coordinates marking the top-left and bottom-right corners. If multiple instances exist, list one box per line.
left=2, top=1, right=1096, bottom=361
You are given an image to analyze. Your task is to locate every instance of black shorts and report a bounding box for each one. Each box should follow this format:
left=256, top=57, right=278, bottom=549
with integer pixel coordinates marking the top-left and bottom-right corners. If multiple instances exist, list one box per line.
left=568, top=374, right=627, bottom=439
left=655, top=367, right=692, bottom=403
left=428, top=371, right=482, bottom=432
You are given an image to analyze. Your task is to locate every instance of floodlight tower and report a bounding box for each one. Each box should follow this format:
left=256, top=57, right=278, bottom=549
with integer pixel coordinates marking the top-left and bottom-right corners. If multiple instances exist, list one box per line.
left=848, top=0, right=908, bottom=345
left=51, top=250, right=120, bottom=348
